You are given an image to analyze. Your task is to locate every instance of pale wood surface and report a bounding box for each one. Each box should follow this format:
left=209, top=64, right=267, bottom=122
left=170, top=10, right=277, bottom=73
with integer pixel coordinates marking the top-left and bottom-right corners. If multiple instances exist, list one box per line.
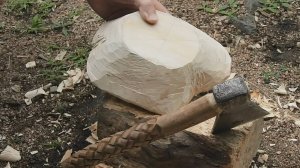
left=87, top=12, right=231, bottom=114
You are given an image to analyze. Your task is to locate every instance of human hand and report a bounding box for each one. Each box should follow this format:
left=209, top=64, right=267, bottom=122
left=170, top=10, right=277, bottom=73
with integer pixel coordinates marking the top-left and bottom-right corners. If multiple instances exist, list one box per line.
left=87, top=0, right=168, bottom=24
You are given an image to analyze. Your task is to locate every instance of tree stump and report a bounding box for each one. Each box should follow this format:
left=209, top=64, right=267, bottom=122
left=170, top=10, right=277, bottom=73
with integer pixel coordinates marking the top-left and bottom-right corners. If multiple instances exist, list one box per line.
left=97, top=94, right=263, bottom=168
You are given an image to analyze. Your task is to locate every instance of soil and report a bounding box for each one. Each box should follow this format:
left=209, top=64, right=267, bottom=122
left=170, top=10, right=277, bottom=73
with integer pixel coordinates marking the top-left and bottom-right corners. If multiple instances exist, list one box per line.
left=0, top=0, right=299, bottom=168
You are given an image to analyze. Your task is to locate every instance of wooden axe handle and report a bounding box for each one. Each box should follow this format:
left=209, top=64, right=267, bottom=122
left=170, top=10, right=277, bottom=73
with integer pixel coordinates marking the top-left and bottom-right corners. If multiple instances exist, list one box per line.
left=157, top=93, right=222, bottom=136
left=60, top=93, right=222, bottom=168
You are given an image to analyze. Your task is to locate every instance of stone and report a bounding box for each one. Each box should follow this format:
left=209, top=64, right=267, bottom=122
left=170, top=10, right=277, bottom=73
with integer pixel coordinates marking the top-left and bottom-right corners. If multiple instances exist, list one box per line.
left=231, top=14, right=257, bottom=34
left=87, top=12, right=231, bottom=114
left=244, top=0, right=261, bottom=13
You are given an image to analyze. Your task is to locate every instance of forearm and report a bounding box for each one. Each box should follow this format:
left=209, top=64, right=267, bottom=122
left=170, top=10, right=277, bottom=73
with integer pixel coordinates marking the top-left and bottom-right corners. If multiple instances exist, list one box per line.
left=87, top=0, right=138, bottom=20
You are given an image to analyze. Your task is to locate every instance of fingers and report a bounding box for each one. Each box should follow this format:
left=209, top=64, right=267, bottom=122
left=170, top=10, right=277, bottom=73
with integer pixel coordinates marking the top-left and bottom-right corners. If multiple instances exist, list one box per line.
left=137, top=0, right=167, bottom=25
left=138, top=0, right=158, bottom=25
left=154, top=1, right=168, bottom=13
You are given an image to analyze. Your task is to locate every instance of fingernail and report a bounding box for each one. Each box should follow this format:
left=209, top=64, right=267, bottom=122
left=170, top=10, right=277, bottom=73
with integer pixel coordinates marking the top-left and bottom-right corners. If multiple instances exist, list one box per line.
left=149, top=13, right=158, bottom=21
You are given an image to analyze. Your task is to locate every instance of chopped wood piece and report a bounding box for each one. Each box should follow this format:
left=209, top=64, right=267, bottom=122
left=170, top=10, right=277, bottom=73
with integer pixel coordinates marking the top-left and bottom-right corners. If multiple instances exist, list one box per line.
left=87, top=12, right=231, bottom=114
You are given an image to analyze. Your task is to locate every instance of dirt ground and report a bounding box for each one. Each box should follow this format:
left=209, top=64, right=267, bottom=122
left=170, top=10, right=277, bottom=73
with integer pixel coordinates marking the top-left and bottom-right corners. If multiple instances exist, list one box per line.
left=0, top=0, right=299, bottom=167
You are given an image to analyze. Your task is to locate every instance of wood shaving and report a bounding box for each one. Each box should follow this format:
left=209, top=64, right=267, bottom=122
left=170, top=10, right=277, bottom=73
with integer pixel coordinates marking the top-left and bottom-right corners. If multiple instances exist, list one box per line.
left=0, top=146, right=21, bottom=162
left=274, top=84, right=288, bottom=95
left=60, top=149, right=72, bottom=163
left=55, top=50, right=67, bottom=61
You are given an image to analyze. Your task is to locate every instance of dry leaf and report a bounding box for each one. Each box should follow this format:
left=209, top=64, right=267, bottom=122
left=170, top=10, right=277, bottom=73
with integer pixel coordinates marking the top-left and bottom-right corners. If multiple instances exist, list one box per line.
left=55, top=50, right=67, bottom=61
left=60, top=149, right=72, bottom=163
left=274, top=84, right=288, bottom=95
left=25, top=61, right=36, bottom=68
left=0, top=146, right=21, bottom=162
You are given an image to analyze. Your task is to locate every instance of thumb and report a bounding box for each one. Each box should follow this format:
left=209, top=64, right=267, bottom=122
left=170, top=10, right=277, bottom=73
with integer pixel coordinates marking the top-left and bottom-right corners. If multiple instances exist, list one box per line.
left=138, top=3, right=158, bottom=25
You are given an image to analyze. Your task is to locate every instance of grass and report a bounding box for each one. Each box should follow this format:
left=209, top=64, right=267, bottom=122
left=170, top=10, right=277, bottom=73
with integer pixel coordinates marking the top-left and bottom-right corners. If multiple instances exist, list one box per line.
left=41, top=45, right=91, bottom=83
left=198, top=0, right=240, bottom=17
left=261, top=65, right=288, bottom=83
left=259, top=0, right=292, bottom=13
left=27, top=15, right=46, bottom=34
left=5, top=0, right=35, bottom=14
left=51, top=8, right=84, bottom=36
left=43, top=140, right=62, bottom=150
left=198, top=0, right=293, bottom=16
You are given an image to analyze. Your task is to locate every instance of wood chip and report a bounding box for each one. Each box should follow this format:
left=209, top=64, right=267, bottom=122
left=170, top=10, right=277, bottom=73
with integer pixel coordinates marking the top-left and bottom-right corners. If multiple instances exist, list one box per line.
left=25, top=87, right=47, bottom=99
left=274, top=84, right=288, bottom=95
left=286, top=102, right=300, bottom=111
left=25, top=61, right=36, bottom=68
left=95, top=163, right=113, bottom=168
left=227, top=73, right=237, bottom=80
left=289, top=87, right=298, bottom=92
left=55, top=50, right=67, bottom=61
left=60, top=149, right=72, bottom=163
left=89, top=122, right=98, bottom=140
left=288, top=139, right=298, bottom=142
left=24, top=99, right=32, bottom=105
left=277, top=96, right=282, bottom=109
left=85, top=136, right=97, bottom=144
left=0, top=146, right=21, bottom=162
left=257, top=154, right=268, bottom=163
left=30, top=151, right=38, bottom=155
left=11, top=85, right=21, bottom=92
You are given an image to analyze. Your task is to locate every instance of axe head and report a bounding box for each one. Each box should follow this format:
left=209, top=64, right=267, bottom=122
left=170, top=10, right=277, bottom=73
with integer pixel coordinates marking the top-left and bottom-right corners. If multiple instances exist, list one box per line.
left=212, top=77, right=269, bottom=134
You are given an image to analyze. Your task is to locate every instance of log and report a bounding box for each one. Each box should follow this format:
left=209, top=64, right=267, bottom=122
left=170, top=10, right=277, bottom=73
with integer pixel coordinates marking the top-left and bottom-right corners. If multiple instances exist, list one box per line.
left=87, top=11, right=231, bottom=114
left=97, top=95, right=264, bottom=168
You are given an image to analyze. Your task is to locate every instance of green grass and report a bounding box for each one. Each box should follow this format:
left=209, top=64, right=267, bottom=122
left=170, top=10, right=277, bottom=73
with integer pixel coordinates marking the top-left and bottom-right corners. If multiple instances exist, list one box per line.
left=198, top=0, right=240, bottom=17
left=51, top=8, right=84, bottom=36
left=41, top=45, right=91, bottom=83
left=27, top=15, right=46, bottom=34
left=261, top=65, right=288, bottom=83
left=36, top=0, right=55, bottom=17
left=5, top=0, right=36, bottom=14
left=259, top=0, right=292, bottom=13
left=5, top=0, right=56, bottom=16
left=43, top=140, right=62, bottom=150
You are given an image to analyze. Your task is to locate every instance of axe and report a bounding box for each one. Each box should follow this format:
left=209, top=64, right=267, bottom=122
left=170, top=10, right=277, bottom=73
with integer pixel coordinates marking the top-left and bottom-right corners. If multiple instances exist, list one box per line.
left=61, top=77, right=269, bottom=168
